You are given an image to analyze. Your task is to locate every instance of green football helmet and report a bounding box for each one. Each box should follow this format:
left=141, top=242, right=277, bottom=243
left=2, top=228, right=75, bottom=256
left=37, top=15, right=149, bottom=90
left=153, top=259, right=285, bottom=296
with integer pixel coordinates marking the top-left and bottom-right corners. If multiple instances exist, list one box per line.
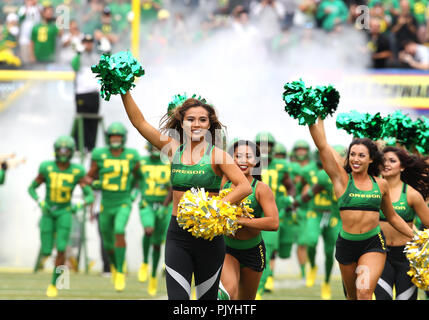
left=255, top=131, right=276, bottom=160
left=146, top=142, right=160, bottom=158
left=255, top=131, right=276, bottom=145
left=106, top=122, right=127, bottom=149
left=333, top=144, right=347, bottom=158
left=273, top=142, right=287, bottom=158
left=54, top=135, right=75, bottom=163
left=292, top=139, right=310, bottom=161
left=292, top=139, right=310, bottom=151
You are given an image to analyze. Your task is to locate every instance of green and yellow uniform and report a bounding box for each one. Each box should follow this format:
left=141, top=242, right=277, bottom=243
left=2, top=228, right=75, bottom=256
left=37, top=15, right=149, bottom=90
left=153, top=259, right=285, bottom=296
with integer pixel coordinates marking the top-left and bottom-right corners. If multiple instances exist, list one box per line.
left=91, top=146, right=140, bottom=272
left=294, top=161, right=318, bottom=245
left=304, top=168, right=341, bottom=292
left=28, top=135, right=93, bottom=296
left=138, top=155, right=171, bottom=243
left=258, top=158, right=292, bottom=294
left=30, top=160, right=88, bottom=255
left=31, top=21, right=59, bottom=62
left=136, top=154, right=171, bottom=287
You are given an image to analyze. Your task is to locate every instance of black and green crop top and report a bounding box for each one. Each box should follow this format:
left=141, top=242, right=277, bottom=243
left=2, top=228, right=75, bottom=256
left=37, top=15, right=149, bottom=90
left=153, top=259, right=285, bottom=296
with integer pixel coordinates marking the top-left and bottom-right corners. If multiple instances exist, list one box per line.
left=170, top=144, right=222, bottom=193
left=337, top=173, right=382, bottom=212
left=380, top=183, right=416, bottom=223
left=223, top=178, right=263, bottom=218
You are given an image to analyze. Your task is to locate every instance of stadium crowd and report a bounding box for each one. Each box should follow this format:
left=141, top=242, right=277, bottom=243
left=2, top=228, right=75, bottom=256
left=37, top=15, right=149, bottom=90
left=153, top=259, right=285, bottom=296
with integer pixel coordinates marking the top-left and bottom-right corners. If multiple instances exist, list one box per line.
left=0, top=0, right=429, bottom=70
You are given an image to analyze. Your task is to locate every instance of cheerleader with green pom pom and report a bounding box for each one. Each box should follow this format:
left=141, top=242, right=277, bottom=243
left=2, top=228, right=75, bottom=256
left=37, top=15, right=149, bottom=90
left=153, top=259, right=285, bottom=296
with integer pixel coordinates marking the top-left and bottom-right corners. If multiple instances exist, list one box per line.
left=307, top=116, right=414, bottom=300
left=374, top=146, right=429, bottom=300
left=102, top=53, right=253, bottom=299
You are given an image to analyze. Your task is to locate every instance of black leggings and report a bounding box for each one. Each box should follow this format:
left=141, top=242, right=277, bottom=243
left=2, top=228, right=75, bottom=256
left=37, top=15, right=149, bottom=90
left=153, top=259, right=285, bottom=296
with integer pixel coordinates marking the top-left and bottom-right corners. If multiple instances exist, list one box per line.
left=165, top=216, right=225, bottom=300
left=374, top=245, right=417, bottom=300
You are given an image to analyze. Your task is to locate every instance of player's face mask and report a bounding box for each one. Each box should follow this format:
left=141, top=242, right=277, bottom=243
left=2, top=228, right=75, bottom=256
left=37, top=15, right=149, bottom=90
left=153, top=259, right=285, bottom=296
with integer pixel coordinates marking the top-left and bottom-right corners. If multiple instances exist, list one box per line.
left=56, top=147, right=71, bottom=163
left=294, top=148, right=309, bottom=161
left=109, top=136, right=123, bottom=149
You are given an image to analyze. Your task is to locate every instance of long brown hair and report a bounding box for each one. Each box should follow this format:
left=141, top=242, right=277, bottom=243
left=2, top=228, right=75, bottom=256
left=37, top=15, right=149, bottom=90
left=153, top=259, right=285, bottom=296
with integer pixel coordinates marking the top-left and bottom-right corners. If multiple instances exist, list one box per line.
left=344, top=138, right=383, bottom=177
left=383, top=146, right=429, bottom=200
left=160, top=98, right=226, bottom=148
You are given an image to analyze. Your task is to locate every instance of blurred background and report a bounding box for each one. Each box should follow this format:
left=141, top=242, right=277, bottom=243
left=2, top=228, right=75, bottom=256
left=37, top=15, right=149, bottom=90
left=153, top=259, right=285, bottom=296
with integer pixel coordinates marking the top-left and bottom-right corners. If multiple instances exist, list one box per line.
left=0, top=0, right=428, bottom=295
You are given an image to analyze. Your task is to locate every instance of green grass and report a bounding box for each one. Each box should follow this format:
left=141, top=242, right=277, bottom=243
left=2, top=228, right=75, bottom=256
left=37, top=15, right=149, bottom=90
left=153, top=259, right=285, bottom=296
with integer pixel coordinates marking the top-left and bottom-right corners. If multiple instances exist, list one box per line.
left=0, top=270, right=167, bottom=300
left=0, top=270, right=427, bottom=300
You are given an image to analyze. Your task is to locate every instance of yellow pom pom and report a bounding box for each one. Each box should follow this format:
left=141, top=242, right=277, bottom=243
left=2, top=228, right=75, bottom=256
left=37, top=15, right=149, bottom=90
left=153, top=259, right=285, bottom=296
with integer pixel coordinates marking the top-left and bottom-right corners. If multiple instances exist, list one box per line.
left=404, top=229, right=429, bottom=290
left=177, top=188, right=254, bottom=240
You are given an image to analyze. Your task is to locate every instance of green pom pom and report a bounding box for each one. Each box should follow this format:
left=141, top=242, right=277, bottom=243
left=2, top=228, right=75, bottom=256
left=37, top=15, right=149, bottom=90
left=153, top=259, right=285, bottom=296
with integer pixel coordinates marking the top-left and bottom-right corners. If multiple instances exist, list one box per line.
left=414, top=116, right=429, bottom=154
left=167, top=93, right=208, bottom=116
left=168, top=93, right=188, bottom=115
left=381, top=110, right=418, bottom=150
left=91, top=50, right=145, bottom=101
left=336, top=110, right=384, bottom=140
left=283, top=79, right=340, bottom=126
left=314, top=85, right=340, bottom=120
left=282, top=79, right=318, bottom=126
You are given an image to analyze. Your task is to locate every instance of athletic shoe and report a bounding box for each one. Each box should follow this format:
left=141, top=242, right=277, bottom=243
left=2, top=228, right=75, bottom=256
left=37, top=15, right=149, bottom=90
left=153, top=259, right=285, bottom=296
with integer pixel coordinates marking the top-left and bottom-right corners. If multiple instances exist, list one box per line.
left=115, top=272, right=125, bottom=292
left=321, top=282, right=331, bottom=300
left=264, top=276, right=274, bottom=292
left=148, top=277, right=158, bottom=296
left=138, top=263, right=149, bottom=283
left=46, top=284, right=58, bottom=297
left=306, top=266, right=317, bottom=287
left=110, top=264, right=117, bottom=284
left=217, top=282, right=230, bottom=300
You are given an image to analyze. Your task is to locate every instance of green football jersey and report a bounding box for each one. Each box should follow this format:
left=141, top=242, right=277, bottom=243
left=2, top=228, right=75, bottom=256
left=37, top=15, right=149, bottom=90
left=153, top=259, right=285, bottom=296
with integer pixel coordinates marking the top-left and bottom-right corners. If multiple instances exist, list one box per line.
left=261, top=158, right=292, bottom=199
left=38, top=160, right=86, bottom=210
left=138, top=155, right=171, bottom=203
left=31, top=22, right=59, bottom=62
left=91, top=147, right=140, bottom=206
left=295, top=161, right=318, bottom=209
left=310, top=169, right=335, bottom=212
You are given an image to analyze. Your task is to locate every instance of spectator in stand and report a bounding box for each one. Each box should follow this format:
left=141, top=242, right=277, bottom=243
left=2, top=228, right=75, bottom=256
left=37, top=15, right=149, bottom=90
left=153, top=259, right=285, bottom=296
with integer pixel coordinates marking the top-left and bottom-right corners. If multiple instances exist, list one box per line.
left=30, top=4, right=62, bottom=64
left=251, top=0, right=286, bottom=41
left=108, top=0, right=132, bottom=34
left=368, top=1, right=391, bottom=33
left=409, top=0, right=427, bottom=42
left=0, top=1, right=19, bottom=24
left=94, top=6, right=119, bottom=54
left=140, top=0, right=163, bottom=45
left=277, top=0, right=298, bottom=30
left=399, top=39, right=429, bottom=69
left=294, top=0, right=317, bottom=28
left=391, top=0, right=418, bottom=54
left=366, top=17, right=393, bottom=68
left=215, top=0, right=252, bottom=15
left=315, top=0, right=349, bottom=32
left=231, top=5, right=259, bottom=37
left=2, top=13, right=19, bottom=52
left=0, top=13, right=21, bottom=68
left=171, top=12, right=191, bottom=46
left=18, top=0, right=41, bottom=66
left=368, top=0, right=400, bottom=18
left=141, top=0, right=163, bottom=24
left=60, top=19, right=83, bottom=64
left=81, top=0, right=103, bottom=36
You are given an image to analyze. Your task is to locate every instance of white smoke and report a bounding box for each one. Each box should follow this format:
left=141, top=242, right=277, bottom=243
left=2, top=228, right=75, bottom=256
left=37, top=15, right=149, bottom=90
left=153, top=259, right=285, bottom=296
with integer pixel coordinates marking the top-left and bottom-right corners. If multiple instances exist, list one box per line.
left=0, top=6, right=391, bottom=273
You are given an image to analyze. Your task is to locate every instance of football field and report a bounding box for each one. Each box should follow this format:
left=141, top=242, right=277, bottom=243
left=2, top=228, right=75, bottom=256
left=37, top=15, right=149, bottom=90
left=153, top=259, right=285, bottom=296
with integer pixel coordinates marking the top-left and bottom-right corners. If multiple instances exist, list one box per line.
left=1, top=268, right=426, bottom=300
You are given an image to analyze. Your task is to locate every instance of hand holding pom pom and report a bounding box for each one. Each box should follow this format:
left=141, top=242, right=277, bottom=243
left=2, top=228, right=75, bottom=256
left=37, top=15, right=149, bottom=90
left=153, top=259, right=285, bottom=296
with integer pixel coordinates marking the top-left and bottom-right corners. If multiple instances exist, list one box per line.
left=283, top=79, right=340, bottom=126
left=404, top=229, right=429, bottom=290
left=177, top=188, right=254, bottom=240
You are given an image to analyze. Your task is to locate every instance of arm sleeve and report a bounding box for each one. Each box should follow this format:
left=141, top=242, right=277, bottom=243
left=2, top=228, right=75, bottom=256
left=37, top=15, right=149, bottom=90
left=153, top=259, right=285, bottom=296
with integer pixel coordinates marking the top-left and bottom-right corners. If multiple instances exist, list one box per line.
left=0, top=168, right=5, bottom=185
left=28, top=179, right=41, bottom=201
left=82, top=184, right=94, bottom=205
left=70, top=53, right=81, bottom=71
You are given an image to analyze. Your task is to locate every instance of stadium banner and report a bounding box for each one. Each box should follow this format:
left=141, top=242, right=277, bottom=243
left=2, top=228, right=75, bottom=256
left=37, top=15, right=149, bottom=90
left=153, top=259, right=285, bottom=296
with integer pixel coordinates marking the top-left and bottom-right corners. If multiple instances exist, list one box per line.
left=344, top=70, right=429, bottom=111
